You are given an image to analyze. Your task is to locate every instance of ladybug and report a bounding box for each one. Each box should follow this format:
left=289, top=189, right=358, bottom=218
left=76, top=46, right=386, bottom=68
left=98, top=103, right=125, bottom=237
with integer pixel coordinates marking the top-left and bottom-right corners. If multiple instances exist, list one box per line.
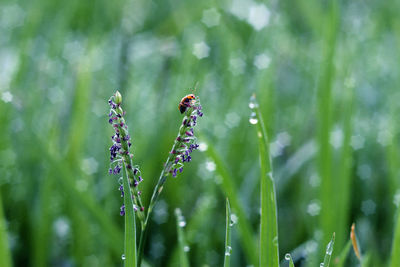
left=178, top=94, right=196, bottom=113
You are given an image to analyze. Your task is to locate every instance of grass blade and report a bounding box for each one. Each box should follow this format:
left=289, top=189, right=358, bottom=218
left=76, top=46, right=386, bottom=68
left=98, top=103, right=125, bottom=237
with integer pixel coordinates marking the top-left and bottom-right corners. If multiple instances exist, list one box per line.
left=224, top=198, right=232, bottom=267
left=391, top=209, right=400, bottom=267
left=201, top=138, right=258, bottom=266
left=322, top=233, right=335, bottom=267
left=335, top=240, right=351, bottom=267
left=175, top=208, right=189, bottom=267
left=250, top=95, right=279, bottom=267
left=284, top=253, right=295, bottom=267
left=0, top=191, right=12, bottom=267
left=123, top=162, right=137, bottom=267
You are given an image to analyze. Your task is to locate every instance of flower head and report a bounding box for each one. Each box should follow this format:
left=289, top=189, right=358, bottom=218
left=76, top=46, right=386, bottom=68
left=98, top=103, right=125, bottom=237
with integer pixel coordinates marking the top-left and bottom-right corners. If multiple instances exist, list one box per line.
left=167, top=96, right=203, bottom=178
left=107, top=91, right=145, bottom=220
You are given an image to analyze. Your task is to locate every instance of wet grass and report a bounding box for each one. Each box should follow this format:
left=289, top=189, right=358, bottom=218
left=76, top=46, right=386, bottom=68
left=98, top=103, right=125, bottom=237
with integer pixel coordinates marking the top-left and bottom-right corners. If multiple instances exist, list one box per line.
left=0, top=0, right=399, bottom=266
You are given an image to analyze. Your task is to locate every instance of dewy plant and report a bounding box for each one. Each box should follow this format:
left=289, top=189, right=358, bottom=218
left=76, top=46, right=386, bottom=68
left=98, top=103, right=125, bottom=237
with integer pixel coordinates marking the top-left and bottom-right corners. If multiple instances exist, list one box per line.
left=107, top=91, right=203, bottom=266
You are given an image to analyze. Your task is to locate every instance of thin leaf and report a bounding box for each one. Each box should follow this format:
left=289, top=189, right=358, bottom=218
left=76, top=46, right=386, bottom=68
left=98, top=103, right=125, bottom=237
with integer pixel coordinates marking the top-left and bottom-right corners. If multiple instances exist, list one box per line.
left=322, top=233, right=335, bottom=267
left=175, top=208, right=189, bottom=267
left=123, top=162, right=137, bottom=267
left=250, top=95, right=279, bottom=267
left=390, top=210, right=400, bottom=267
left=224, top=198, right=232, bottom=267
left=284, top=253, right=295, bottom=267
left=201, top=137, right=258, bottom=266
left=335, top=240, right=351, bottom=267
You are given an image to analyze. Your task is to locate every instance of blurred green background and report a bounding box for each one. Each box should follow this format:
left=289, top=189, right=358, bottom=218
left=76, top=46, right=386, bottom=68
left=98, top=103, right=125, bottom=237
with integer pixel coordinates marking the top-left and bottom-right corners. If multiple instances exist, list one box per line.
left=1, top=0, right=399, bottom=266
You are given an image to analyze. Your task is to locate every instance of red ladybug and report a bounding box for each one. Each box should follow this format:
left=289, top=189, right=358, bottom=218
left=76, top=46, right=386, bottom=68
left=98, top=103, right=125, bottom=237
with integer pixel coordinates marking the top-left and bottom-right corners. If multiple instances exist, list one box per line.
left=178, top=94, right=196, bottom=113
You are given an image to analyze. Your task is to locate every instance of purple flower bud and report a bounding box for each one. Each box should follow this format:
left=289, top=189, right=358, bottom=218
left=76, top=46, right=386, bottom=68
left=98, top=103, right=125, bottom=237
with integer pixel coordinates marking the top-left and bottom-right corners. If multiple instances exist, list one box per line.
left=140, top=207, right=144, bottom=212
left=123, top=135, right=130, bottom=141
left=120, top=204, right=125, bottom=216
left=172, top=168, right=177, bottom=177
left=119, top=185, right=124, bottom=197
left=133, top=168, right=139, bottom=175
left=108, top=118, right=113, bottom=124
left=179, top=167, right=183, bottom=173
left=108, top=168, right=112, bottom=174
left=138, top=176, right=143, bottom=182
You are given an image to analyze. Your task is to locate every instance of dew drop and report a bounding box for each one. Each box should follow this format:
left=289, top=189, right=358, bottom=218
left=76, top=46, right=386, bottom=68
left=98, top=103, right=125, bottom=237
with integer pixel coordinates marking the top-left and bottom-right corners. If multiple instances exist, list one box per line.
left=179, top=221, right=186, bottom=227
left=183, top=245, right=190, bottom=252
left=121, top=254, right=126, bottom=260
left=225, top=246, right=232, bottom=256
left=326, top=236, right=334, bottom=255
left=320, top=263, right=324, bottom=267
left=272, top=236, right=278, bottom=246
left=230, top=214, right=238, bottom=226
left=249, top=102, right=256, bottom=109
left=249, top=112, right=258, bottom=124
left=284, top=253, right=291, bottom=260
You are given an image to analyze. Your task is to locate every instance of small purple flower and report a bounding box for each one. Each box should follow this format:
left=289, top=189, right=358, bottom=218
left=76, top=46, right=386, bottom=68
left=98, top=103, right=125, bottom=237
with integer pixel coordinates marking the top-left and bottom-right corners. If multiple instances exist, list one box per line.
left=172, top=168, right=177, bottom=177
left=133, top=168, right=138, bottom=175
left=120, top=204, right=125, bottom=216
left=119, top=185, right=124, bottom=197
left=123, top=135, right=130, bottom=141
left=113, top=165, right=121, bottom=174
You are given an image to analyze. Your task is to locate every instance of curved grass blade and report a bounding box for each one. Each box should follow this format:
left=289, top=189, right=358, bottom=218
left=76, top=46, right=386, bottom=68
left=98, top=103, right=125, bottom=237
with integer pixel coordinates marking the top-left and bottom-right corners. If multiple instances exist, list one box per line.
left=224, top=198, right=232, bottom=267
left=123, top=162, right=137, bottom=267
left=175, top=208, right=189, bottom=267
left=250, top=95, right=279, bottom=267
left=391, top=209, right=400, bottom=267
left=322, top=233, right=335, bottom=267
left=0, top=192, right=12, bottom=267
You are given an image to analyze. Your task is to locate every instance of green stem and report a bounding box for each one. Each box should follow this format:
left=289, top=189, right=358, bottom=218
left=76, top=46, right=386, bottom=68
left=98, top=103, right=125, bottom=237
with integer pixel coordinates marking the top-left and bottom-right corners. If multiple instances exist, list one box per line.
left=137, top=137, right=179, bottom=266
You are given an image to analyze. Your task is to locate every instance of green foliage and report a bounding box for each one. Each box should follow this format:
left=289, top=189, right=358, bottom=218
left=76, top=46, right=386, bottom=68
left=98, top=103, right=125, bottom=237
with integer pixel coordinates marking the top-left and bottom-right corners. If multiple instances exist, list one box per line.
left=123, top=163, right=137, bottom=267
left=251, top=95, right=279, bottom=267
left=224, top=199, right=232, bottom=267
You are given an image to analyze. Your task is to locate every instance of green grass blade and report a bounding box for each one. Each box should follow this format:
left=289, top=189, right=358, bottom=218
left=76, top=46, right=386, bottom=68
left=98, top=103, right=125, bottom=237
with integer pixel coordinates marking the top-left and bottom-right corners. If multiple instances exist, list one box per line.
left=390, top=209, right=400, bottom=267
left=335, top=240, right=351, bottom=267
left=201, top=138, right=258, bottom=266
left=322, top=233, right=335, bottom=267
left=317, top=1, right=339, bottom=250
left=175, top=208, right=189, bottom=267
left=224, top=198, right=232, bottom=267
left=284, top=253, right=295, bottom=267
left=250, top=95, right=279, bottom=267
left=123, top=162, right=137, bottom=267
left=0, top=191, right=12, bottom=267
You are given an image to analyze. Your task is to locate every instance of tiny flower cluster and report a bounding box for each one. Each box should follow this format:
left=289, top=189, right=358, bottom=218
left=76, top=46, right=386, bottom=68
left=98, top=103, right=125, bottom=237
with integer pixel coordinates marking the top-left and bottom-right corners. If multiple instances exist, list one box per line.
left=107, top=91, right=145, bottom=219
left=168, top=96, right=203, bottom=177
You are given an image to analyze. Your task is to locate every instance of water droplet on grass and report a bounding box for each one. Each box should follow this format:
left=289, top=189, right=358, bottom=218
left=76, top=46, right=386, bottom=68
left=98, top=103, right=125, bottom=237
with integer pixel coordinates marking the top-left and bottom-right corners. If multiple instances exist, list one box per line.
left=121, top=254, right=125, bottom=260
left=183, top=245, right=190, bottom=252
left=320, top=263, right=324, bottom=267
left=284, top=253, right=291, bottom=260
left=179, top=221, right=186, bottom=227
left=225, top=246, right=232, bottom=256
left=249, top=112, right=258, bottom=124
